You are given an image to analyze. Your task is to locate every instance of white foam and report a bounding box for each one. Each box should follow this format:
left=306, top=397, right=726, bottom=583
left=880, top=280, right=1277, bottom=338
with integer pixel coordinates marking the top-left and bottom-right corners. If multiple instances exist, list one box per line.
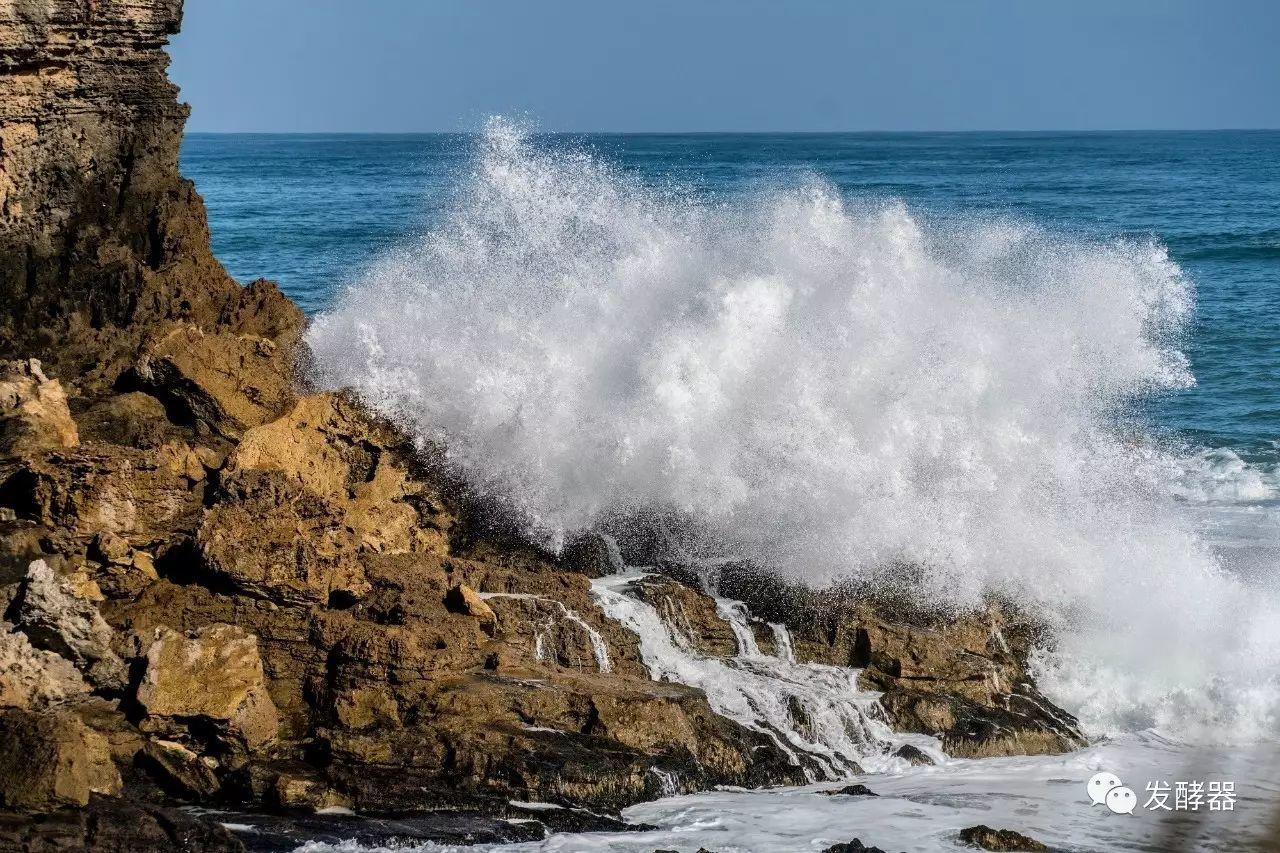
left=590, top=572, right=924, bottom=779
left=308, top=119, right=1280, bottom=742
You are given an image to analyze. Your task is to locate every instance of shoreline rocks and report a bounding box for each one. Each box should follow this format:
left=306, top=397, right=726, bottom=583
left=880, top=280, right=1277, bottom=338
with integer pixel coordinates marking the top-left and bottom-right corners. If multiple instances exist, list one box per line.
left=0, top=1, right=1085, bottom=849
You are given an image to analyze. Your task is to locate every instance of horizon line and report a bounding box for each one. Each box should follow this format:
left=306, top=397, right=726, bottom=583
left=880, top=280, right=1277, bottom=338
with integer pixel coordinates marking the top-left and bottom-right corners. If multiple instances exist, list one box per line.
left=183, top=127, right=1280, bottom=136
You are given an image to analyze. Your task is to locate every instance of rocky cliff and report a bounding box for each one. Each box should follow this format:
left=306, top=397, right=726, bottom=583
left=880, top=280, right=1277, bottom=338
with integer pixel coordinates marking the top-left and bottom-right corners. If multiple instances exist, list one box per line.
left=0, top=2, right=1083, bottom=851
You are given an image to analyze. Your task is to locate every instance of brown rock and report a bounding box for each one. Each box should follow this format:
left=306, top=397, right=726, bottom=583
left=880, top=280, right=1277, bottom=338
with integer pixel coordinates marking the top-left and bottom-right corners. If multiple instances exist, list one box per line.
left=138, top=738, right=221, bottom=799
left=0, top=626, right=89, bottom=710
left=444, top=583, right=497, bottom=633
left=136, top=624, right=279, bottom=752
left=197, top=393, right=456, bottom=605
left=958, top=825, right=1048, bottom=851
left=0, top=708, right=121, bottom=810
left=76, top=391, right=173, bottom=448
left=0, top=0, right=303, bottom=397
left=0, top=359, right=78, bottom=455
left=0, top=796, right=246, bottom=853
left=133, top=325, right=297, bottom=438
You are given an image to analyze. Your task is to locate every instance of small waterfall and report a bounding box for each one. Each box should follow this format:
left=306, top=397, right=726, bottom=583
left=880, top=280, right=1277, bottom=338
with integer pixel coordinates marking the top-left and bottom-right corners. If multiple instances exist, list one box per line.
left=481, top=592, right=612, bottom=673
left=591, top=571, right=937, bottom=779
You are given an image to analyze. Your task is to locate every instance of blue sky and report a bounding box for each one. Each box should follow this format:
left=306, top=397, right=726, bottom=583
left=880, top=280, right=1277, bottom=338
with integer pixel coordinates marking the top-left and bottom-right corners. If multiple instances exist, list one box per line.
left=171, top=0, right=1280, bottom=133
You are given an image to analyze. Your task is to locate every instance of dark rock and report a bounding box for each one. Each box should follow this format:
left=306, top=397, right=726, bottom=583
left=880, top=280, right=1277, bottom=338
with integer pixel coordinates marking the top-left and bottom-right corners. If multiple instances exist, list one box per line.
left=959, top=824, right=1049, bottom=852
left=892, top=744, right=935, bottom=766
left=822, top=841, right=896, bottom=853
left=0, top=795, right=244, bottom=853
left=821, top=783, right=879, bottom=796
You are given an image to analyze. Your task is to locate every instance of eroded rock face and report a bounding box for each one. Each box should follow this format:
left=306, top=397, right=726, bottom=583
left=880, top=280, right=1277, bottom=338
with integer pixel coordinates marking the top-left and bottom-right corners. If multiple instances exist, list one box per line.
left=0, top=359, right=78, bottom=454
left=0, top=707, right=121, bottom=810
left=710, top=564, right=1086, bottom=758
left=0, top=626, right=89, bottom=710
left=136, top=624, right=280, bottom=753
left=0, top=2, right=303, bottom=398
left=10, top=560, right=126, bottom=690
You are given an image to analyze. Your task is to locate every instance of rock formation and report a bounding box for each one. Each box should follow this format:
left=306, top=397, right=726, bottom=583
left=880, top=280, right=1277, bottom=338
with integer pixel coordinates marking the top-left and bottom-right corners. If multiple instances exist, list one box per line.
left=0, top=1, right=1084, bottom=850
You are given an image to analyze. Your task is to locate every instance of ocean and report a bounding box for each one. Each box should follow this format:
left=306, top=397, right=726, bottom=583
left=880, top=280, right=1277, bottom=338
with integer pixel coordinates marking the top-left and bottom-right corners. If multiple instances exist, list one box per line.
left=182, top=127, right=1280, bottom=852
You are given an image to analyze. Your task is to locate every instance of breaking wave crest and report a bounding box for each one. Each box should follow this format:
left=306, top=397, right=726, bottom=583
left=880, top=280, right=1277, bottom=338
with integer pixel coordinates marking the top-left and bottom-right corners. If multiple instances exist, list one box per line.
left=308, top=119, right=1280, bottom=742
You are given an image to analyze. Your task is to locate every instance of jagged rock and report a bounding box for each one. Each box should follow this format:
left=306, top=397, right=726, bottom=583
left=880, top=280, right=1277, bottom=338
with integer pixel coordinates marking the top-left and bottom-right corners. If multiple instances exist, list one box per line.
left=0, top=359, right=78, bottom=455
left=0, top=444, right=207, bottom=536
left=891, top=743, right=934, bottom=766
left=76, top=391, right=173, bottom=448
left=268, top=764, right=352, bottom=812
left=822, top=841, right=896, bottom=853
left=10, top=559, right=126, bottom=689
left=958, top=825, right=1048, bottom=851
left=197, top=393, right=455, bottom=606
left=0, top=0, right=303, bottom=396
left=0, top=707, right=121, bottom=810
left=821, top=783, right=879, bottom=796
left=138, top=738, right=222, bottom=799
left=443, top=583, right=497, bottom=633
left=224, top=392, right=454, bottom=555
left=560, top=532, right=623, bottom=578
left=631, top=574, right=739, bottom=658
left=133, top=325, right=296, bottom=438
left=0, top=796, right=245, bottom=853
left=0, top=625, right=89, bottom=709
left=136, top=624, right=279, bottom=753
left=711, top=564, right=1085, bottom=759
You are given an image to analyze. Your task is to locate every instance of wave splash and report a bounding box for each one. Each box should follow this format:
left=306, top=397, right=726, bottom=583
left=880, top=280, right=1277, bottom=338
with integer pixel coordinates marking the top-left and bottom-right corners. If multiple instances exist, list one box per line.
left=308, top=119, right=1280, bottom=742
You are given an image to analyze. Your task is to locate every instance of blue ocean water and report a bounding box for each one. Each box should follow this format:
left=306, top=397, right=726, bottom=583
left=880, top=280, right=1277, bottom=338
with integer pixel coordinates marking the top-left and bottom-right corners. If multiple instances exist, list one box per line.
left=181, top=131, right=1280, bottom=464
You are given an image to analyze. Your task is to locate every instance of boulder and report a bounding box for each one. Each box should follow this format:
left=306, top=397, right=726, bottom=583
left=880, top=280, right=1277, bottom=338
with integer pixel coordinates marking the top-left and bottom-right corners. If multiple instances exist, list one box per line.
left=0, top=708, right=121, bottom=810
left=0, top=359, right=78, bottom=455
left=443, top=583, right=497, bottom=634
left=137, top=738, right=221, bottom=799
left=958, top=825, right=1049, bottom=852
left=133, top=325, right=296, bottom=439
left=0, top=626, right=89, bottom=710
left=76, top=391, right=173, bottom=448
left=136, top=624, right=279, bottom=752
left=10, top=560, right=126, bottom=690
left=197, top=393, right=456, bottom=605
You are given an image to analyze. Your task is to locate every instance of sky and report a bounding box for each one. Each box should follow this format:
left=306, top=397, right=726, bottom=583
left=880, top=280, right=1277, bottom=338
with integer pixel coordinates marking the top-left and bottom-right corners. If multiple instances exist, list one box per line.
left=170, top=0, right=1280, bottom=133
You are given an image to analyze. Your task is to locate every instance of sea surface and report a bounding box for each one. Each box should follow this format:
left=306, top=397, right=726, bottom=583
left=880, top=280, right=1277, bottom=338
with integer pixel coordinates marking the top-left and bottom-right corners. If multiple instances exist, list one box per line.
left=181, top=130, right=1280, bottom=852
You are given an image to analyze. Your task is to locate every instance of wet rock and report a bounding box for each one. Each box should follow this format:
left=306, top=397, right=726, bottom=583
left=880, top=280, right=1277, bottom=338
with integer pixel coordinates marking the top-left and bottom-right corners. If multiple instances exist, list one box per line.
left=0, top=707, right=121, bottom=810
left=561, top=532, right=623, bottom=578
left=958, top=824, right=1049, bottom=851
left=0, top=796, right=245, bottom=853
left=136, top=624, right=279, bottom=753
left=821, top=783, right=879, bottom=796
left=10, top=559, right=126, bottom=690
left=0, top=626, right=89, bottom=709
left=631, top=574, right=739, bottom=658
left=822, top=841, right=896, bottom=853
left=711, top=562, right=1085, bottom=759
left=0, top=359, right=78, bottom=455
left=892, top=743, right=934, bottom=766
